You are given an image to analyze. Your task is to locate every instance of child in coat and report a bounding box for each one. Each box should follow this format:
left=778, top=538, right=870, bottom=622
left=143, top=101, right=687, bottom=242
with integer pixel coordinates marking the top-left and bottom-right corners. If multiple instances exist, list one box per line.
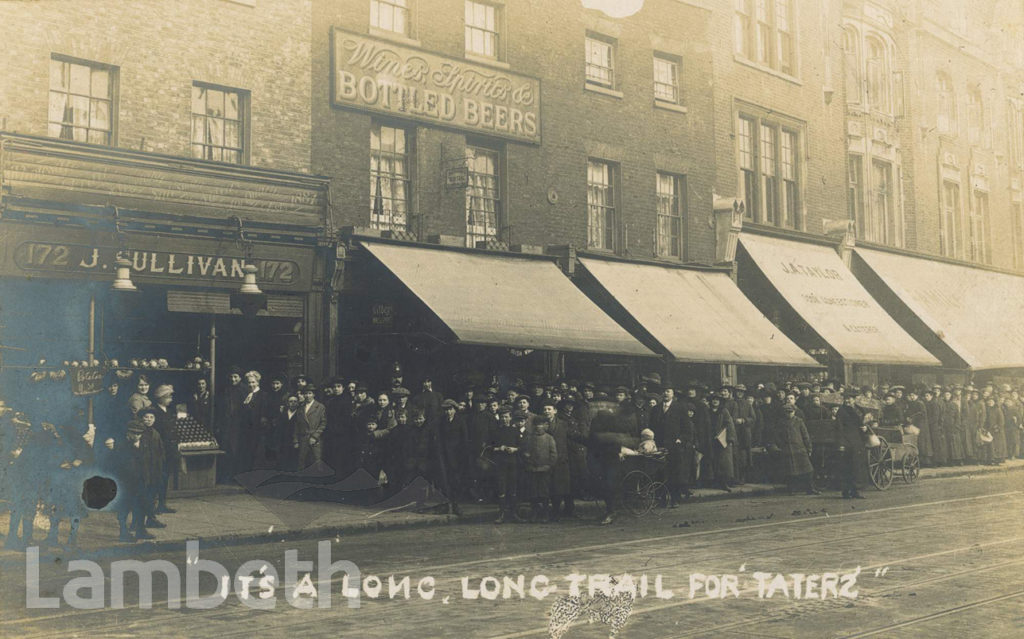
left=521, top=417, right=557, bottom=523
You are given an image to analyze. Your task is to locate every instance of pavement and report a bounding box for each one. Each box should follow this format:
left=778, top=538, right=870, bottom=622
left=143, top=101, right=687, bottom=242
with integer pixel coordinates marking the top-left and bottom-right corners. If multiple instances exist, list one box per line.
left=1, top=458, right=1021, bottom=559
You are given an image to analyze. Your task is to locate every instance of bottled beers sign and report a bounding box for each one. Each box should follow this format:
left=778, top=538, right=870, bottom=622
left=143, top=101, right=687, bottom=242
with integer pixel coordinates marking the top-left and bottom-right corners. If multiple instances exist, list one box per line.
left=332, top=29, right=541, bottom=144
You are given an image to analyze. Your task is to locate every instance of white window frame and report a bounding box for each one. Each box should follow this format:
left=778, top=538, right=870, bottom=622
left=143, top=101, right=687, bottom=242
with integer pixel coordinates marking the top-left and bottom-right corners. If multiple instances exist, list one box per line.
left=940, top=180, right=963, bottom=259
left=735, top=0, right=796, bottom=76
left=655, top=172, right=685, bottom=259
left=653, top=53, right=681, bottom=105
left=190, top=82, right=248, bottom=164
left=936, top=72, right=957, bottom=135
left=968, top=189, right=990, bottom=264
left=370, top=0, right=412, bottom=37
left=465, top=144, right=501, bottom=247
left=587, top=159, right=618, bottom=251
left=585, top=34, right=616, bottom=89
left=737, top=110, right=803, bottom=230
left=48, top=55, right=117, bottom=146
left=370, top=122, right=412, bottom=232
left=465, top=1, right=501, bottom=60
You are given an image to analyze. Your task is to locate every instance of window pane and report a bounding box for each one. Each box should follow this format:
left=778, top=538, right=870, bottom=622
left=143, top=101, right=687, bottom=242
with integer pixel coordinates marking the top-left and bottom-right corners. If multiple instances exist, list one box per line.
left=91, top=69, right=109, bottom=97
left=50, top=59, right=66, bottom=90
left=70, top=63, right=90, bottom=94
left=207, top=90, right=225, bottom=117
left=207, top=118, right=223, bottom=146
left=226, top=92, right=239, bottom=120
left=72, top=95, right=89, bottom=126
left=224, top=120, right=240, bottom=148
left=48, top=92, right=68, bottom=124
left=87, top=129, right=107, bottom=144
left=90, top=99, right=109, bottom=130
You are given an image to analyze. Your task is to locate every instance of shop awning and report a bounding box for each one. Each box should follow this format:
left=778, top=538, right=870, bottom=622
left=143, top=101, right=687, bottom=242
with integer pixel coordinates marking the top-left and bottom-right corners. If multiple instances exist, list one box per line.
left=360, top=241, right=654, bottom=356
left=855, top=248, right=1024, bottom=370
left=578, top=258, right=818, bottom=366
left=738, top=234, right=939, bottom=366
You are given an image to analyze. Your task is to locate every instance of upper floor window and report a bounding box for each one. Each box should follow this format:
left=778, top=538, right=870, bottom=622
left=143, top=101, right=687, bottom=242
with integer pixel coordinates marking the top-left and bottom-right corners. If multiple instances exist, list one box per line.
left=465, top=1, right=500, bottom=59
left=585, top=34, right=616, bottom=89
left=967, top=86, right=985, bottom=146
left=465, top=145, right=501, bottom=248
left=653, top=54, right=681, bottom=105
left=191, top=83, right=247, bottom=164
left=870, top=159, right=900, bottom=246
left=848, top=154, right=863, bottom=226
left=968, top=190, right=990, bottom=264
left=940, top=180, right=962, bottom=259
left=842, top=27, right=861, bottom=105
left=371, top=0, right=410, bottom=36
left=587, top=159, right=617, bottom=251
left=865, top=37, right=890, bottom=114
left=656, top=172, right=685, bottom=259
left=1007, top=100, right=1024, bottom=171
left=370, top=122, right=412, bottom=232
left=48, top=56, right=116, bottom=145
left=936, top=72, right=956, bottom=134
left=1009, top=100, right=1024, bottom=171
left=737, top=111, right=802, bottom=229
left=735, top=0, right=795, bottom=75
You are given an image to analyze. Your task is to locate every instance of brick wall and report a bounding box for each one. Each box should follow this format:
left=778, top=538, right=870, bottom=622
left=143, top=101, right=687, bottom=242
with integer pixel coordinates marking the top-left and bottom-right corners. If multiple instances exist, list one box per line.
left=707, top=0, right=847, bottom=240
left=899, top=3, right=1017, bottom=269
left=312, top=0, right=717, bottom=263
left=0, top=0, right=312, bottom=174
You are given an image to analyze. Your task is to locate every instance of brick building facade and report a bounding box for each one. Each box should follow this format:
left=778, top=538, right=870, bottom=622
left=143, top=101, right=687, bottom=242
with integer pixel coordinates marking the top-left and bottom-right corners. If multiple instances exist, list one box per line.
left=312, top=0, right=716, bottom=262
left=0, top=0, right=333, bottom=418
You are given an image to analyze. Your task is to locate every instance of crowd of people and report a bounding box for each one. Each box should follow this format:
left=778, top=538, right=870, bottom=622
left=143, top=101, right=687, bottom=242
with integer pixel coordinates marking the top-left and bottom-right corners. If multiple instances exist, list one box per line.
left=2, top=364, right=1023, bottom=548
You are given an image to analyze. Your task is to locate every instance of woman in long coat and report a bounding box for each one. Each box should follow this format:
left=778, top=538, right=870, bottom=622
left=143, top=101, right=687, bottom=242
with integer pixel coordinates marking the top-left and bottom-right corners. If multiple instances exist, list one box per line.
left=773, top=404, right=818, bottom=494
left=707, top=396, right=736, bottom=491
left=941, top=390, right=964, bottom=464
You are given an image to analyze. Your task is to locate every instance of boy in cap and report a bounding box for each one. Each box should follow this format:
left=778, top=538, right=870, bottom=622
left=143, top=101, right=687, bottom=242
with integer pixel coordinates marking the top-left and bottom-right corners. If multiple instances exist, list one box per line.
left=491, top=406, right=523, bottom=523
left=521, top=415, right=557, bottom=523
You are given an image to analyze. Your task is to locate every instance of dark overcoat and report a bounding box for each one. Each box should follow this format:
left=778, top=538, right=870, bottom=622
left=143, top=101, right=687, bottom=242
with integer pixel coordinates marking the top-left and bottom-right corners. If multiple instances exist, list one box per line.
left=773, top=414, right=813, bottom=477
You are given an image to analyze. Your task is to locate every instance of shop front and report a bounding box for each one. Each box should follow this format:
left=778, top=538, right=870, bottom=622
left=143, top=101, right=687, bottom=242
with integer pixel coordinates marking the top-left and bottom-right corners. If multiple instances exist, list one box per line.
left=0, top=133, right=331, bottom=488
left=852, top=246, right=1024, bottom=384
left=336, top=236, right=654, bottom=394
left=571, top=254, right=820, bottom=387
left=736, top=232, right=940, bottom=385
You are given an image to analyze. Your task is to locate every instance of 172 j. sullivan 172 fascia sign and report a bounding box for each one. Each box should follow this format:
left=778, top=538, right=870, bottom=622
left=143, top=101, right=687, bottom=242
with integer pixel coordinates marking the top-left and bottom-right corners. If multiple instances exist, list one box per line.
left=332, top=28, right=541, bottom=144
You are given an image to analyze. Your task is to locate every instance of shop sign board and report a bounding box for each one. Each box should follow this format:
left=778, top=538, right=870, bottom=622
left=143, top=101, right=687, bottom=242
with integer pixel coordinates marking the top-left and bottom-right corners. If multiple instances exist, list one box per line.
left=10, top=240, right=305, bottom=289
left=445, top=166, right=469, bottom=190
left=332, top=28, right=541, bottom=144
left=371, top=302, right=394, bottom=328
left=70, top=366, right=105, bottom=396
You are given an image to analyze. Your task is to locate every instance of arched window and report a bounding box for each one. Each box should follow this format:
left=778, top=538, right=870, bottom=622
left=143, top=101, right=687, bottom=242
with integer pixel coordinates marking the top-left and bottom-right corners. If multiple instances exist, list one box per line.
left=936, top=72, right=956, bottom=134
left=866, top=37, right=890, bottom=113
left=967, top=86, right=984, bottom=145
left=843, top=27, right=861, bottom=105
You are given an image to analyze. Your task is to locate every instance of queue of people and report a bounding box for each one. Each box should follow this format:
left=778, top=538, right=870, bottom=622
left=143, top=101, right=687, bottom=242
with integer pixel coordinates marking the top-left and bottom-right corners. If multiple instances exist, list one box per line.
left=191, top=366, right=1024, bottom=526
left=3, top=365, right=1022, bottom=548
